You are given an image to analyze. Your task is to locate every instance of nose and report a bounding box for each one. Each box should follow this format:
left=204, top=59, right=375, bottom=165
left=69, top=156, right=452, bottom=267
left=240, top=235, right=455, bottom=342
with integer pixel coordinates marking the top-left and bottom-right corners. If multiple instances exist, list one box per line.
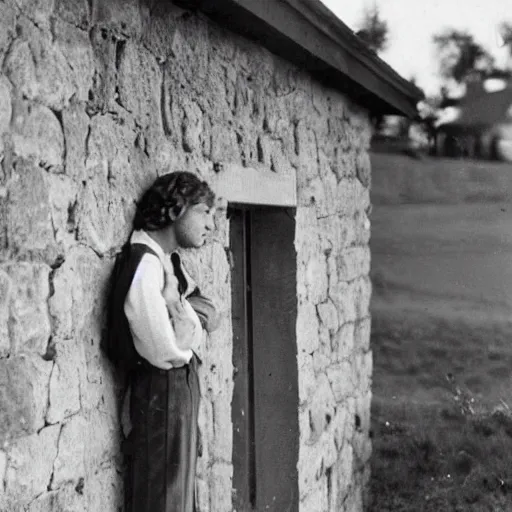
left=205, top=213, right=215, bottom=231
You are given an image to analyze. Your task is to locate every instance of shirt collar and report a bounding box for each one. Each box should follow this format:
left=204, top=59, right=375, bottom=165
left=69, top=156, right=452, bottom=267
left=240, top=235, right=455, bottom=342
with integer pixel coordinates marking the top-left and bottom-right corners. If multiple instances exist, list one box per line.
left=130, top=230, right=197, bottom=295
left=130, top=230, right=167, bottom=263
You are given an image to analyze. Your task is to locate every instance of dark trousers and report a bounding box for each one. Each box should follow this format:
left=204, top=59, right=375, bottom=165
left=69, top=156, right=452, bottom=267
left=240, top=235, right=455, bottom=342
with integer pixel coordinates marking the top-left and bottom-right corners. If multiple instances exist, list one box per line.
left=125, top=356, right=201, bottom=512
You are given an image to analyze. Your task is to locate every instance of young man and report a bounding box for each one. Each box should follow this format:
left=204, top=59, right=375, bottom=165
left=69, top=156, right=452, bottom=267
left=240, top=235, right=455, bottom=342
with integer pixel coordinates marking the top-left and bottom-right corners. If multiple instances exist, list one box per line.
left=109, top=171, right=219, bottom=512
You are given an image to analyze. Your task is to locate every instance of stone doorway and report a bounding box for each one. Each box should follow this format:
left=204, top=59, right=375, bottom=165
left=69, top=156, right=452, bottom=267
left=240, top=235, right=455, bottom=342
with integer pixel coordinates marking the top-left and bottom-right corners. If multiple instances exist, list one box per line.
left=230, top=207, right=299, bottom=512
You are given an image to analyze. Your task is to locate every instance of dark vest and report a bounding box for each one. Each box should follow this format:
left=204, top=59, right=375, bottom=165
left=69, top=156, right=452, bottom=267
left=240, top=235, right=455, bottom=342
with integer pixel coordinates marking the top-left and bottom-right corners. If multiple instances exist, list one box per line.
left=105, top=243, right=158, bottom=370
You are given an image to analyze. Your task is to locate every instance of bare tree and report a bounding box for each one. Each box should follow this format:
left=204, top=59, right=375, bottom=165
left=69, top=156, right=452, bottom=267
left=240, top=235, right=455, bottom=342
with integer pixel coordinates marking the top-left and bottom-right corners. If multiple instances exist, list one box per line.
left=433, top=29, right=494, bottom=83
left=356, top=5, right=389, bottom=54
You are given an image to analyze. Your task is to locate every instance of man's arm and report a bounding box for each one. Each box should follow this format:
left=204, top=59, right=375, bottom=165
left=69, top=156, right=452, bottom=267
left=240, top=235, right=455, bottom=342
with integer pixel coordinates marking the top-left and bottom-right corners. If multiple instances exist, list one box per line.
left=187, top=290, right=221, bottom=333
left=124, top=254, right=193, bottom=369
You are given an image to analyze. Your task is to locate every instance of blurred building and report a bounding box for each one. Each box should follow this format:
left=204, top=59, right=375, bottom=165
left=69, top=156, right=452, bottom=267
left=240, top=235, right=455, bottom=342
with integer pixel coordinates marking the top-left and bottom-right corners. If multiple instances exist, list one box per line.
left=434, top=71, right=512, bottom=161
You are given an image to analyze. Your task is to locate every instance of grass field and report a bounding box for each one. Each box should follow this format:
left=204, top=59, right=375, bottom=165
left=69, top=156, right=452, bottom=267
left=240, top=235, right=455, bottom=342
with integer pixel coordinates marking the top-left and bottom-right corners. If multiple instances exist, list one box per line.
left=368, top=153, right=512, bottom=511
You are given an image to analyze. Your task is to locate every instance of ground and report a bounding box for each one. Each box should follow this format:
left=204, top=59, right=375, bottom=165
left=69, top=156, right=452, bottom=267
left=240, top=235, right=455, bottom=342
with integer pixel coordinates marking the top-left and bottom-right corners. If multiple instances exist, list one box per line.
left=368, top=152, right=512, bottom=511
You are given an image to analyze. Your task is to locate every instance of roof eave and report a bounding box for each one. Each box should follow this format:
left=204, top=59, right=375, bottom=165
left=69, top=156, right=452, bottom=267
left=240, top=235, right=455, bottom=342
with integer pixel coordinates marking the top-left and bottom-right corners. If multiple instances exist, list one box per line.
left=176, top=0, right=424, bottom=117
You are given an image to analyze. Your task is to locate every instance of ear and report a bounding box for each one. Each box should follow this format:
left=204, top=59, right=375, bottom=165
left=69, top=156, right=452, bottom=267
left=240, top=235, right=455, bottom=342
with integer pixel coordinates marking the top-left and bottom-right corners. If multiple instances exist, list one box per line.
left=169, top=204, right=186, bottom=222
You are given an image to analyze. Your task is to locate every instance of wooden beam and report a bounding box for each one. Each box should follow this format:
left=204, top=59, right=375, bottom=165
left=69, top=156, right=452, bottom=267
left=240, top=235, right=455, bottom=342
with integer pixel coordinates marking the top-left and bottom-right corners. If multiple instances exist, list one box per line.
left=210, top=164, right=297, bottom=207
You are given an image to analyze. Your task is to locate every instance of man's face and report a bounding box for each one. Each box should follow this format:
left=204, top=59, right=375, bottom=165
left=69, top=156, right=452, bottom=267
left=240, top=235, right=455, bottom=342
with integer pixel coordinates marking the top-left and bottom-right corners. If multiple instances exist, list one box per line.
left=174, top=202, right=215, bottom=248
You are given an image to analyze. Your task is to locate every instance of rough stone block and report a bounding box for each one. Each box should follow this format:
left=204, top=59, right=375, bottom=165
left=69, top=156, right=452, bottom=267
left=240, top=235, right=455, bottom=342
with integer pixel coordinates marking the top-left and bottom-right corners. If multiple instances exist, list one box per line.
left=297, top=349, right=316, bottom=405
left=312, top=342, right=331, bottom=375
left=170, top=22, right=207, bottom=84
left=353, top=211, right=372, bottom=246
left=196, top=397, right=213, bottom=472
left=91, top=0, right=142, bottom=36
left=11, top=102, right=65, bottom=170
left=335, top=179, right=359, bottom=217
left=327, top=362, right=355, bottom=402
left=300, top=481, right=328, bottom=512
left=0, top=2, right=17, bottom=63
left=295, top=206, right=319, bottom=260
left=51, top=414, right=86, bottom=488
left=356, top=151, right=371, bottom=188
left=4, top=21, right=75, bottom=110
left=233, top=75, right=255, bottom=124
left=333, top=146, right=357, bottom=180
left=84, top=408, right=120, bottom=471
left=49, top=246, right=109, bottom=353
left=3, top=262, right=51, bottom=355
left=0, top=449, right=6, bottom=493
left=332, top=321, right=355, bottom=361
left=354, top=351, right=373, bottom=396
left=201, top=333, right=233, bottom=400
left=330, top=277, right=371, bottom=325
left=336, top=246, right=371, bottom=283
left=321, top=212, right=370, bottom=250
left=117, top=41, right=162, bottom=129
left=342, top=487, right=364, bottom=512
left=87, top=26, right=118, bottom=113
left=302, top=159, right=337, bottom=216
left=210, top=124, right=241, bottom=164
left=330, top=405, right=349, bottom=456
left=55, top=0, right=89, bottom=29
left=0, top=269, right=11, bottom=357
left=331, top=443, right=355, bottom=508
left=84, top=465, right=122, bottom=512
left=208, top=463, right=233, bottom=512
left=0, top=355, right=53, bottom=443
left=354, top=317, right=371, bottom=352
left=285, top=88, right=313, bottom=124
left=355, top=276, right=372, bottom=320
left=4, top=424, right=60, bottom=503
left=317, top=299, right=339, bottom=334
left=297, top=441, right=325, bottom=500
left=296, top=300, right=320, bottom=354
left=140, top=2, right=181, bottom=60
left=83, top=349, right=118, bottom=412
left=47, top=173, right=79, bottom=248
left=211, top=396, right=232, bottom=462
left=13, top=0, right=54, bottom=29
left=182, top=99, right=203, bottom=153
left=311, top=79, right=331, bottom=117
left=0, top=76, right=12, bottom=135
left=61, top=102, right=89, bottom=180
left=195, top=477, right=210, bottom=512
left=85, top=110, right=136, bottom=177
left=7, top=163, right=57, bottom=259
left=25, top=483, right=87, bottom=511
left=46, top=341, right=83, bottom=424
left=270, top=138, right=295, bottom=176
left=308, top=373, right=336, bottom=441
left=48, top=264, right=74, bottom=341
left=79, top=117, right=139, bottom=253
left=295, top=120, right=318, bottom=181
left=54, top=18, right=94, bottom=102
left=304, top=254, right=328, bottom=304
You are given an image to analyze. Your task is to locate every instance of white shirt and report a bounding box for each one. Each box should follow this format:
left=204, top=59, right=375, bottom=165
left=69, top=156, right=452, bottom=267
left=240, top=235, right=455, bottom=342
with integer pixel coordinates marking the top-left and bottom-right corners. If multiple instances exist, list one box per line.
left=123, top=230, right=203, bottom=369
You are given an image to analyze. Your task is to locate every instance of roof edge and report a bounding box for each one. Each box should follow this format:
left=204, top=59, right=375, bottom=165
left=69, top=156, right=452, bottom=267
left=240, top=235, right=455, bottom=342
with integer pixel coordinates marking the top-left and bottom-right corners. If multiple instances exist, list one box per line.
left=176, top=0, right=424, bottom=117
left=285, top=0, right=424, bottom=103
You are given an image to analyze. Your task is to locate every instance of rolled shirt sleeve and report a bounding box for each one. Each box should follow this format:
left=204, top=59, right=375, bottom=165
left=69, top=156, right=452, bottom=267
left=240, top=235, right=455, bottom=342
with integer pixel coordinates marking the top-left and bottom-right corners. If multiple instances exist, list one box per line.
left=124, top=253, right=200, bottom=369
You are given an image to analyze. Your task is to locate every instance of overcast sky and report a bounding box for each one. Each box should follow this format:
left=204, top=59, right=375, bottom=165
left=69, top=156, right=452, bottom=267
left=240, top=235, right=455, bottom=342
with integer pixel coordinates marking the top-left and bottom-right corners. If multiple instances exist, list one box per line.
left=320, top=0, right=511, bottom=96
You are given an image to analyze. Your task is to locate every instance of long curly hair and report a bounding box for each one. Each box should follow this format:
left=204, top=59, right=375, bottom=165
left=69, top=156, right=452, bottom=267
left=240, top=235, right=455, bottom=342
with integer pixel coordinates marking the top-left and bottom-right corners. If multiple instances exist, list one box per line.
left=133, top=172, right=215, bottom=231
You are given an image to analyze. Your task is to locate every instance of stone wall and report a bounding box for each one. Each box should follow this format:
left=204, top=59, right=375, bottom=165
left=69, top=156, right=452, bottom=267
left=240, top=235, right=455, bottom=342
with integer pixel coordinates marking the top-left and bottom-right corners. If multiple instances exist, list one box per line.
left=0, top=1, right=372, bottom=510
